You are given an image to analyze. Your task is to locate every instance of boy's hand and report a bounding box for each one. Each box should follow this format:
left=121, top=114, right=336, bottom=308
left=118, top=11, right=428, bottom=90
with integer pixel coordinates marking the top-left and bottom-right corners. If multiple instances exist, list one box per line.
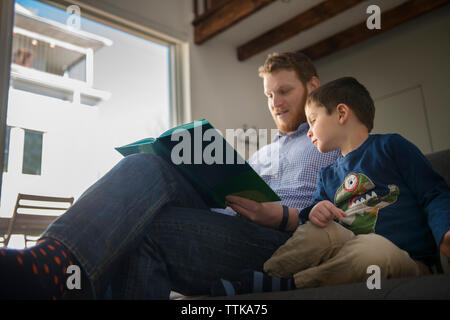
left=440, top=230, right=450, bottom=260
left=309, top=200, right=346, bottom=228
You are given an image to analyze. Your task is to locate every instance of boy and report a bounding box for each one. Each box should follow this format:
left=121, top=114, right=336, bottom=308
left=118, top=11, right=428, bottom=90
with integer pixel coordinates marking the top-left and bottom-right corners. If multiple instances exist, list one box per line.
left=211, top=77, right=450, bottom=296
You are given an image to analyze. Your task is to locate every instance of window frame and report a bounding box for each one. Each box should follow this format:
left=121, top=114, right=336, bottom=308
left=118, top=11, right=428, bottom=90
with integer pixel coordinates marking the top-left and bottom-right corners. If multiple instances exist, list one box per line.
left=3, top=126, right=12, bottom=173
left=0, top=0, right=15, bottom=196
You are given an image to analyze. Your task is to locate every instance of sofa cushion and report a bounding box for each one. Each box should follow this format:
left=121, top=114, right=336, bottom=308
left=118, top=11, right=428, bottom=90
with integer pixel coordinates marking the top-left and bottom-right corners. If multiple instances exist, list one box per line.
left=210, top=274, right=450, bottom=300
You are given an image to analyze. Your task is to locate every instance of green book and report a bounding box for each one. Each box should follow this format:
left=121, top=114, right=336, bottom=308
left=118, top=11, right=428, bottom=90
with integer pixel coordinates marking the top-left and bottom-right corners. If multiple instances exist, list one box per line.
left=115, top=119, right=281, bottom=208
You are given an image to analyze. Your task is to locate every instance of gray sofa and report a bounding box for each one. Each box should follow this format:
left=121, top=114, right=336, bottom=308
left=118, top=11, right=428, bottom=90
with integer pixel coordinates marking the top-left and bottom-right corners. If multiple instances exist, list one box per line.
left=210, top=148, right=450, bottom=300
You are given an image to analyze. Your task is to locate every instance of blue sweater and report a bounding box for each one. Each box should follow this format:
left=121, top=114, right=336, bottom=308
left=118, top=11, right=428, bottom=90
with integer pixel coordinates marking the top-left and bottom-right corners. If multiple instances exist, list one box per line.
left=300, top=134, right=450, bottom=261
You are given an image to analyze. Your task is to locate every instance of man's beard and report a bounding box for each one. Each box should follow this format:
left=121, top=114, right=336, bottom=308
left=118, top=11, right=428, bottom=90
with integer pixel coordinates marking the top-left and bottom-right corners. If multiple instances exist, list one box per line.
left=274, top=90, right=308, bottom=134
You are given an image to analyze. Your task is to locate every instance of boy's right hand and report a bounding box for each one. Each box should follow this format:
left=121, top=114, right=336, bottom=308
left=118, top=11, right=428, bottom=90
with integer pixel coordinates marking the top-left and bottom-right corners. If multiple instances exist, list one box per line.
left=309, top=200, right=346, bottom=227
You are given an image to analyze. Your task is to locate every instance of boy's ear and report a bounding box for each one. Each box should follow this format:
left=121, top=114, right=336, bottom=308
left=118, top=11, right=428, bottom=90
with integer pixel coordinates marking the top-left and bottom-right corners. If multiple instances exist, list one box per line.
left=336, top=103, right=350, bottom=124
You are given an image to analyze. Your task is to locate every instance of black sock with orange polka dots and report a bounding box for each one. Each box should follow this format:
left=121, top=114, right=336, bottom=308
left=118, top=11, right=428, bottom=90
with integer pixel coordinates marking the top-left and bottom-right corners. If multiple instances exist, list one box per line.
left=0, top=238, right=79, bottom=300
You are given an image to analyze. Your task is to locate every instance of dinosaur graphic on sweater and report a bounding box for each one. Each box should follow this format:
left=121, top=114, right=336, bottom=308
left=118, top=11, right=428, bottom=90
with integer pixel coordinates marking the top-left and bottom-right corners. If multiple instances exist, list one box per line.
left=334, top=173, right=399, bottom=234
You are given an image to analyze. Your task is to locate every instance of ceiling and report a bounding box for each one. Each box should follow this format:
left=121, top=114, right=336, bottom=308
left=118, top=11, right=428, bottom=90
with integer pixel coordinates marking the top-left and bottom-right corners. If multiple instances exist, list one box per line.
left=192, top=0, right=449, bottom=62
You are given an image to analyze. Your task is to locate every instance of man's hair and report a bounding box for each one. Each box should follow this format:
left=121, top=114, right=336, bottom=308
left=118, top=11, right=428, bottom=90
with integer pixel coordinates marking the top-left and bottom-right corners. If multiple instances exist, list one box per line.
left=307, top=77, right=375, bottom=132
left=258, top=52, right=318, bottom=85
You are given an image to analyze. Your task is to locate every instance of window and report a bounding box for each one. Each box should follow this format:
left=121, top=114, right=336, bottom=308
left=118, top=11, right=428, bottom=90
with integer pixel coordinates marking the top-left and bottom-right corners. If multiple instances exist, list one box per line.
left=22, top=129, right=43, bottom=175
left=0, top=0, right=187, bottom=248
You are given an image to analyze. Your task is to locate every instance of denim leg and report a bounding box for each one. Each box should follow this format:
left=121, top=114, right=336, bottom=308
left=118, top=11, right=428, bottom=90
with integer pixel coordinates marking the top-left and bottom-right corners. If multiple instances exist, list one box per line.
left=112, top=206, right=293, bottom=299
left=42, top=153, right=209, bottom=298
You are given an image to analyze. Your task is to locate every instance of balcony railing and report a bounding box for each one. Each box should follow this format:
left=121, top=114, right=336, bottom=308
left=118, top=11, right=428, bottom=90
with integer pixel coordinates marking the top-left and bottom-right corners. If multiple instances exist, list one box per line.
left=10, top=27, right=110, bottom=106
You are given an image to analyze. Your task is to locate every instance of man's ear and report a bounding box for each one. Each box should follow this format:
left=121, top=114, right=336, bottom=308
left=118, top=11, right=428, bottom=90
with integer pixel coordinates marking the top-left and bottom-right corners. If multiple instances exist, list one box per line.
left=336, top=103, right=350, bottom=124
left=306, top=76, right=320, bottom=92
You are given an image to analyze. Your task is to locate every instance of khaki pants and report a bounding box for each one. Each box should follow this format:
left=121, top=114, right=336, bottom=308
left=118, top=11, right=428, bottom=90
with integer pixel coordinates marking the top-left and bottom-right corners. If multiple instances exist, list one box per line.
left=264, top=221, right=430, bottom=288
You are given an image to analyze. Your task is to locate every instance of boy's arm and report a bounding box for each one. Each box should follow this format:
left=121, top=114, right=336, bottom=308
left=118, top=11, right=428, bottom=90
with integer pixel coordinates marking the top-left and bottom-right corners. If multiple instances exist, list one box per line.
left=388, top=134, right=450, bottom=252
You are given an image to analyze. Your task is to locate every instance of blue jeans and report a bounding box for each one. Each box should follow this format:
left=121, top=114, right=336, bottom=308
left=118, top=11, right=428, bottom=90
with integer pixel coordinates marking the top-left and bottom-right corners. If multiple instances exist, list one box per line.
left=43, top=154, right=292, bottom=299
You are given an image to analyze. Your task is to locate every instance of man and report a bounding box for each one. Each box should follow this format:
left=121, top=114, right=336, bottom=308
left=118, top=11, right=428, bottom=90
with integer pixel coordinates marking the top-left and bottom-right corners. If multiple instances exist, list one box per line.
left=0, top=52, right=339, bottom=299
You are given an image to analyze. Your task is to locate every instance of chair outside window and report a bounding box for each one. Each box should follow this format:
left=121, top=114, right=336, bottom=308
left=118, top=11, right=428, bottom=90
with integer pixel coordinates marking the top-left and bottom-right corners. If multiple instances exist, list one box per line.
left=0, top=217, right=10, bottom=246
left=2, top=193, right=74, bottom=248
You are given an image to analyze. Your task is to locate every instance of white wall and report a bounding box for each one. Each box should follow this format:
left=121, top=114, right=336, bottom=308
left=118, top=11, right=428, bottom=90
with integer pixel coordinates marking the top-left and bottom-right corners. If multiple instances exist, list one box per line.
left=314, top=6, right=450, bottom=153
left=74, top=0, right=450, bottom=153
left=188, top=5, right=450, bottom=154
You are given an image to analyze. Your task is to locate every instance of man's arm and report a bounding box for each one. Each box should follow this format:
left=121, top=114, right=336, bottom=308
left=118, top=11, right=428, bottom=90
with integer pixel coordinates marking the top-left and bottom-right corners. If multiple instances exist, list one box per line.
left=225, top=195, right=299, bottom=232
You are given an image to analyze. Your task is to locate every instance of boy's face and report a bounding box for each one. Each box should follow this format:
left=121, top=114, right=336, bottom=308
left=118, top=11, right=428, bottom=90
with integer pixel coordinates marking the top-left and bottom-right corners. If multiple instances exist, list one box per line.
left=305, top=102, right=340, bottom=153
left=263, top=69, right=318, bottom=135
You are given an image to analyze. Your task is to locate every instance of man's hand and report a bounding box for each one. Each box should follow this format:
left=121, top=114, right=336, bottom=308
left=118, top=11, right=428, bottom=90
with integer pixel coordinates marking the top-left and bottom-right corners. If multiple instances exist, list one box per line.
left=309, top=200, right=346, bottom=228
left=440, top=230, right=450, bottom=260
left=225, top=195, right=298, bottom=231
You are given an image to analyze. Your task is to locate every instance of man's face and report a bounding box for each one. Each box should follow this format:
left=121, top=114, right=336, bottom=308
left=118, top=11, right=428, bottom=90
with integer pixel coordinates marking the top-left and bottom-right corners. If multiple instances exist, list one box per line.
left=263, top=69, right=318, bottom=135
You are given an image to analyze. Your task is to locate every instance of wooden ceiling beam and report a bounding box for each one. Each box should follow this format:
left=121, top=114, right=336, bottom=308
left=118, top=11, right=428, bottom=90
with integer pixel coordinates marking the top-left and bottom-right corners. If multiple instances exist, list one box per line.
left=301, top=0, right=450, bottom=61
left=193, top=0, right=276, bottom=45
left=237, top=0, right=365, bottom=61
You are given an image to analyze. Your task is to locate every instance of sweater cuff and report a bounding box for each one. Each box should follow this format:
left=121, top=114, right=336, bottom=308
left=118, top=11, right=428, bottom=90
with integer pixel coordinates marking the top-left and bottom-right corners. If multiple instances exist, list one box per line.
left=298, top=204, right=315, bottom=225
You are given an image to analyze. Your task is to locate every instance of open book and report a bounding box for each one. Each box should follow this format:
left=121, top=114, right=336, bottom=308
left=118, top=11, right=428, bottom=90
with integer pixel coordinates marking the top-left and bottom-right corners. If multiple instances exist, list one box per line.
left=115, top=119, right=281, bottom=208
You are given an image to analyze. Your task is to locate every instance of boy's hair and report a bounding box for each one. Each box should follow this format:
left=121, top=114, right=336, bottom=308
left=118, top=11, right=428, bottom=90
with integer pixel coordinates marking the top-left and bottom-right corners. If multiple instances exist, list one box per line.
left=258, top=52, right=318, bottom=86
left=307, top=77, right=375, bottom=132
